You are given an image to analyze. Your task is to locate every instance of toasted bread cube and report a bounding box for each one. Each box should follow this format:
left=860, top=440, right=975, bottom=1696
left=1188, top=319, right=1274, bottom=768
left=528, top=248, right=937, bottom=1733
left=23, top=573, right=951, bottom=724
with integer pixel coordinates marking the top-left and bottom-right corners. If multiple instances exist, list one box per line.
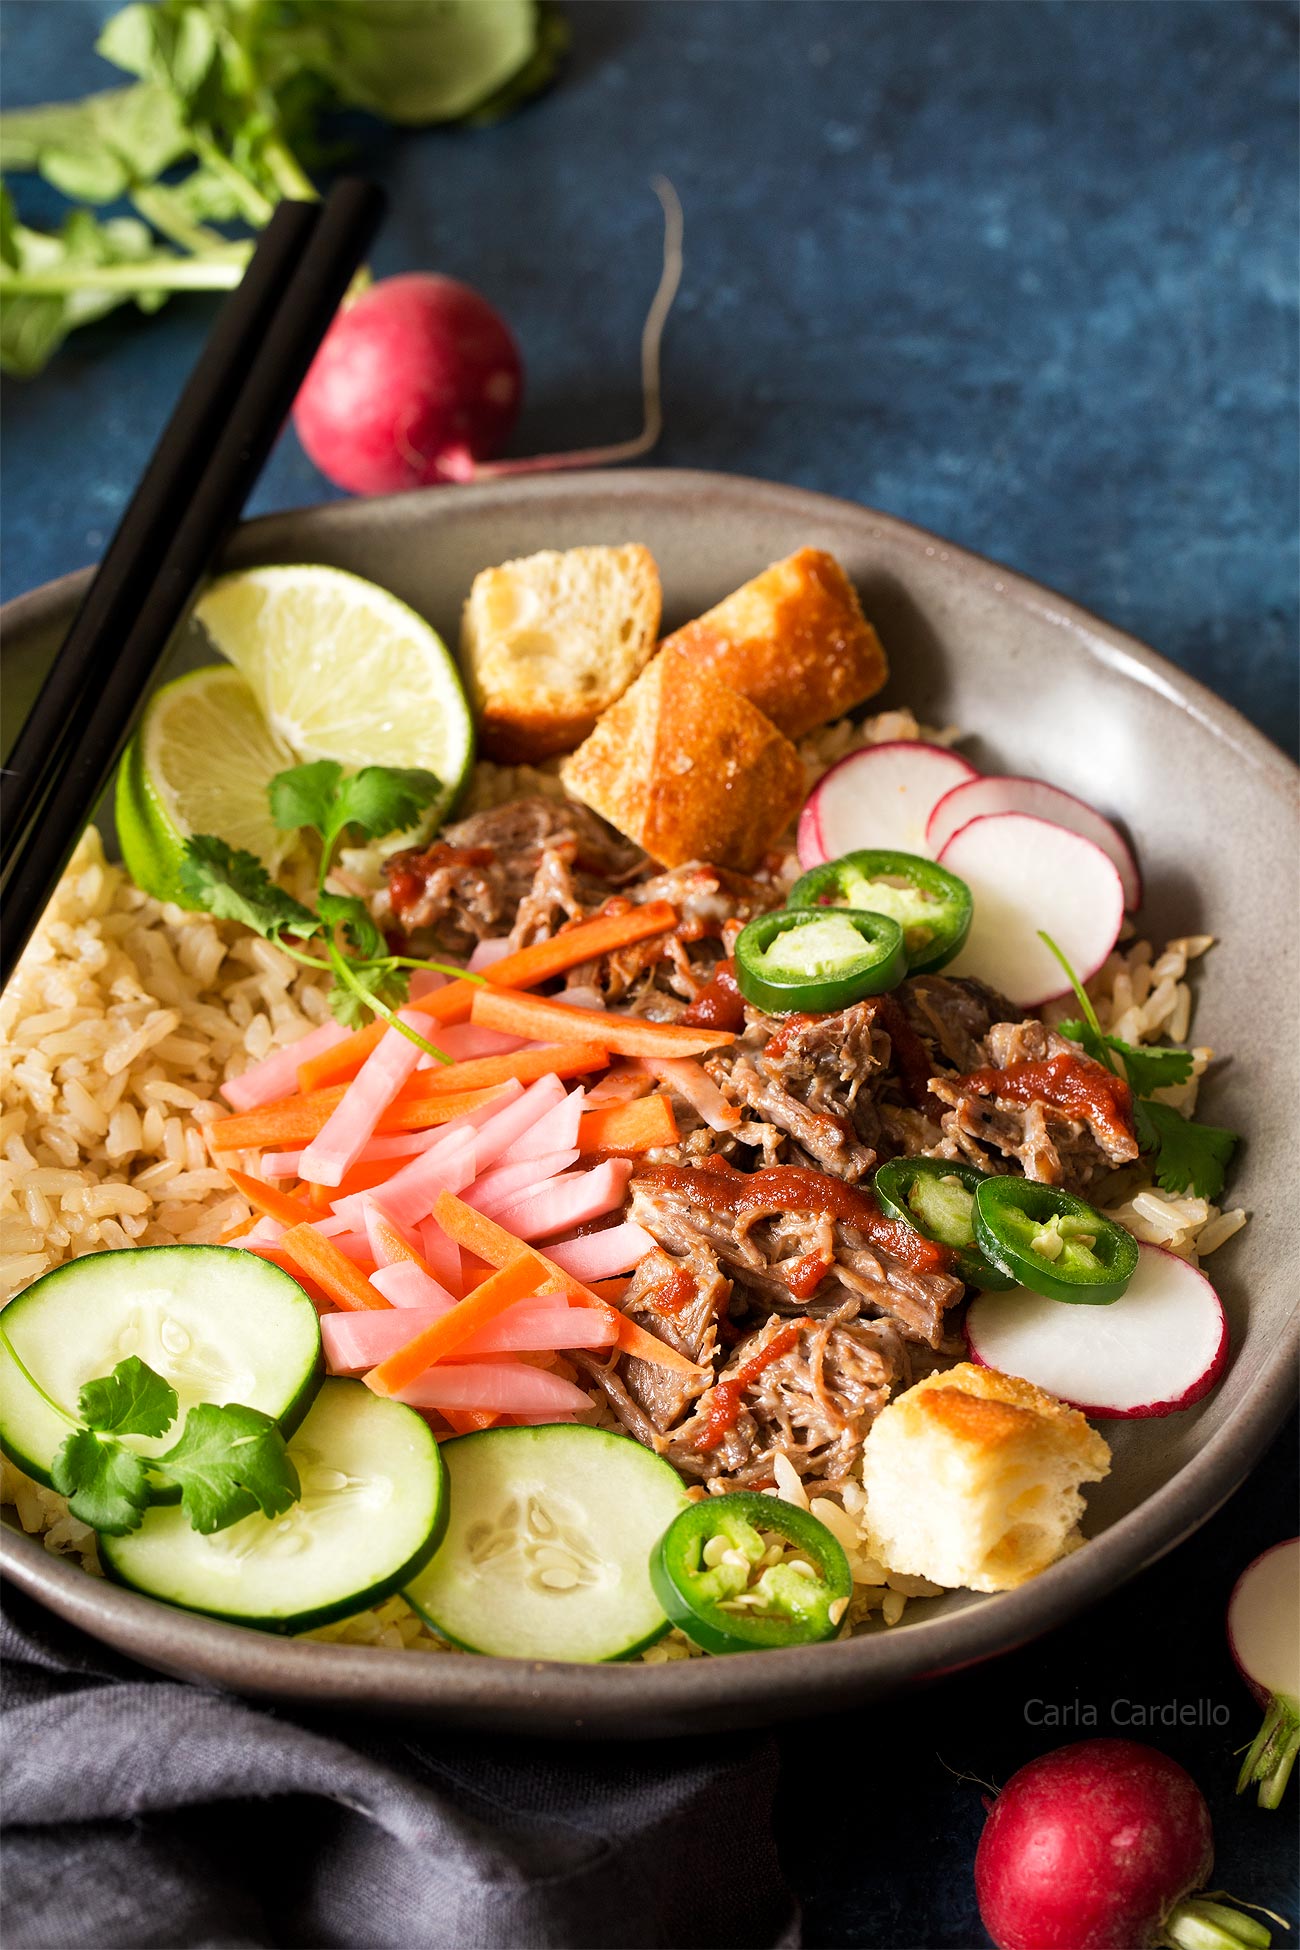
left=861, top=1363, right=1111, bottom=1593
left=560, top=647, right=805, bottom=872
left=460, top=544, right=661, bottom=763
left=661, top=547, right=887, bottom=742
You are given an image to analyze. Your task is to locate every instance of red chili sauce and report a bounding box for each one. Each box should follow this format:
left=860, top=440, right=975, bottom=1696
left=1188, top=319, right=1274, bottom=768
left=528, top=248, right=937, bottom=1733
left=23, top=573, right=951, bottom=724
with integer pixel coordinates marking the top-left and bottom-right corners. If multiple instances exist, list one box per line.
left=386, top=843, right=494, bottom=926
left=947, top=1052, right=1134, bottom=1150
left=681, top=959, right=746, bottom=1033
left=639, top=1265, right=698, bottom=1317
left=783, top=1249, right=834, bottom=1299
left=636, top=1160, right=955, bottom=1277
left=695, top=1320, right=805, bottom=1451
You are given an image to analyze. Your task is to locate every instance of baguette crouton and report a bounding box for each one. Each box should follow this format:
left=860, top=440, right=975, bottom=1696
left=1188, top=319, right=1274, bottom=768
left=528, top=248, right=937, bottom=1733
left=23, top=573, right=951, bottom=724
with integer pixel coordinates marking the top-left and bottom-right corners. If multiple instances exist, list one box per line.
left=460, top=544, right=661, bottom=763
left=860, top=1362, right=1111, bottom=1593
left=559, top=647, right=805, bottom=873
left=661, top=547, right=887, bottom=742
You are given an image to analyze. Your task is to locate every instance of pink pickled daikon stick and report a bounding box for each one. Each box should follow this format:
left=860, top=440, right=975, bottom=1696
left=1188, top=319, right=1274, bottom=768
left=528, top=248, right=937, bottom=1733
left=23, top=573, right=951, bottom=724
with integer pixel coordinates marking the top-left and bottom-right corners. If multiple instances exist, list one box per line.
left=298, top=1009, right=427, bottom=1187
left=368, top=1260, right=458, bottom=1312
left=640, top=1055, right=740, bottom=1132
left=415, top=1022, right=526, bottom=1066
left=409, top=967, right=455, bottom=1000
left=418, top=1219, right=462, bottom=1295
left=322, top=1303, right=449, bottom=1373
left=494, top=1158, right=633, bottom=1242
left=499, top=1086, right=586, bottom=1164
left=395, top=1362, right=594, bottom=1415
left=220, top=1020, right=350, bottom=1112
left=467, top=936, right=514, bottom=972
left=545, top=1222, right=658, bottom=1281
left=357, top=1124, right=478, bottom=1231
left=467, top=1148, right=580, bottom=1217
left=453, top=1303, right=617, bottom=1354
left=470, top=1073, right=568, bottom=1172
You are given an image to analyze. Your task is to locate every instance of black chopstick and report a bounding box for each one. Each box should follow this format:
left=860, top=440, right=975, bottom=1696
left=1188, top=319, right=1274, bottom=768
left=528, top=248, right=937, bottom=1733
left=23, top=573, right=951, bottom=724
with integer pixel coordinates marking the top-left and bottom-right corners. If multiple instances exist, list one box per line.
left=1, top=178, right=385, bottom=987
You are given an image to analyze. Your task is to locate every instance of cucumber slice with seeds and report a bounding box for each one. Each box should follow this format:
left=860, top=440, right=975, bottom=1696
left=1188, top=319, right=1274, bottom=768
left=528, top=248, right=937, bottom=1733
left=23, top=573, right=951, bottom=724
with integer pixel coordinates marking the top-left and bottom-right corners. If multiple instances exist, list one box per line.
left=100, top=1378, right=447, bottom=1633
left=0, top=1246, right=322, bottom=1495
left=405, top=1424, right=690, bottom=1663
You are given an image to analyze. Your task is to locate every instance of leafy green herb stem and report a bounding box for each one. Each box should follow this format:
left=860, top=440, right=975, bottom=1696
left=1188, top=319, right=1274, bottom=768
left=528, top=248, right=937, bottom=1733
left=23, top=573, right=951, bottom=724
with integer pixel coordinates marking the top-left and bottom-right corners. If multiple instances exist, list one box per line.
left=326, top=940, right=451, bottom=1065
left=1038, top=929, right=1113, bottom=1066
left=0, top=253, right=244, bottom=294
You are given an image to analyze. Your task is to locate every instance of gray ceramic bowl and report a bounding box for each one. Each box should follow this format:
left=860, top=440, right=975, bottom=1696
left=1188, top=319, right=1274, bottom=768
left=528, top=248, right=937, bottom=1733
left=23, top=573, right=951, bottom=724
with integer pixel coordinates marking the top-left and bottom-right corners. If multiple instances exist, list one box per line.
left=2, top=471, right=1297, bottom=1737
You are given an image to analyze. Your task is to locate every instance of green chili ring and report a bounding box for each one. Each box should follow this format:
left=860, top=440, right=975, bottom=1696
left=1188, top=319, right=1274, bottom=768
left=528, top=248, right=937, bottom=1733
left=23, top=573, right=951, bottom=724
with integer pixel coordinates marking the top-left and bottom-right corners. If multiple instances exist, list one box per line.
left=649, top=1492, right=853, bottom=1654
left=789, top=849, right=973, bottom=973
left=733, top=907, right=907, bottom=1015
left=972, top=1177, right=1139, bottom=1304
left=873, top=1157, right=1016, bottom=1290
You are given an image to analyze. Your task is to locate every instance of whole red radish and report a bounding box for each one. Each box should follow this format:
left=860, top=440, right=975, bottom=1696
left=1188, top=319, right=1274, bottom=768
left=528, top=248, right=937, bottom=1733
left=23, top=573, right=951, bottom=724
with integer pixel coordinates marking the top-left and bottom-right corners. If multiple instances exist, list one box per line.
left=294, top=274, right=523, bottom=494
left=975, top=1739, right=1270, bottom=1950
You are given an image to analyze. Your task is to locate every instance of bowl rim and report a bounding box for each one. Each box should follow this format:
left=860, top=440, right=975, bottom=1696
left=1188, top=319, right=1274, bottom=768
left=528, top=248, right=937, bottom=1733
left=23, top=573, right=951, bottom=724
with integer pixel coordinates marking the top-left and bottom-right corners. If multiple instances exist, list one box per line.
left=3, top=467, right=1297, bottom=1734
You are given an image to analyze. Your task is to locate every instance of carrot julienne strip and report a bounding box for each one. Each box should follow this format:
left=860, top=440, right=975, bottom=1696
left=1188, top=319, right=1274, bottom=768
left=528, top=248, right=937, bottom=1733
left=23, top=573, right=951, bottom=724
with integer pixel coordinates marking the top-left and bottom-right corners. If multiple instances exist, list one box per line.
left=365, top=1255, right=544, bottom=1395
left=431, top=1192, right=703, bottom=1378
left=470, top=987, right=735, bottom=1058
left=577, top=1094, right=678, bottom=1155
left=399, top=1042, right=610, bottom=1100
left=297, top=902, right=680, bottom=1092
left=278, top=1223, right=391, bottom=1313
left=209, top=1083, right=510, bottom=1152
left=223, top=1170, right=316, bottom=1228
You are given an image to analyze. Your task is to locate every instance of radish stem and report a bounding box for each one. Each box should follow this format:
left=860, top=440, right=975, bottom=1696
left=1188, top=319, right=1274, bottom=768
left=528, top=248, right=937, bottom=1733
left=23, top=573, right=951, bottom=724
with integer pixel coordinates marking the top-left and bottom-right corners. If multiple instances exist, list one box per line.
left=1162, top=1896, right=1274, bottom=1950
left=1237, top=1693, right=1300, bottom=1810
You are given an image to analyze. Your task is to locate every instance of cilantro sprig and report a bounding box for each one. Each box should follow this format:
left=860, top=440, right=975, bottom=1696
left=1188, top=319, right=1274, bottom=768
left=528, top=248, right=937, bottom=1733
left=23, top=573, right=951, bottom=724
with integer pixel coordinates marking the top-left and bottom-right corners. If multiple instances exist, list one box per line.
left=180, top=760, right=474, bottom=1060
left=1040, top=931, right=1239, bottom=1201
left=0, top=1330, right=300, bottom=1538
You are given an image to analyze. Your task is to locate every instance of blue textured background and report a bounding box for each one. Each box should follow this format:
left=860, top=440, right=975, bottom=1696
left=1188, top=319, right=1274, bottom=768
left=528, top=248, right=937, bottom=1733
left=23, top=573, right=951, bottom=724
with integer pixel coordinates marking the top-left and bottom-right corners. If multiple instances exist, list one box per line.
left=2, top=4, right=1297, bottom=1943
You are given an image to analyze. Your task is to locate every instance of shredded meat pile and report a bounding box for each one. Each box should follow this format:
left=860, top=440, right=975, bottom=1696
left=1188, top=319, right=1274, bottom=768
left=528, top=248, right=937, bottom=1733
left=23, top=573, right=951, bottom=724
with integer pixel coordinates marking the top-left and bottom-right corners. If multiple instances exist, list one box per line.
left=384, top=784, right=1138, bottom=1490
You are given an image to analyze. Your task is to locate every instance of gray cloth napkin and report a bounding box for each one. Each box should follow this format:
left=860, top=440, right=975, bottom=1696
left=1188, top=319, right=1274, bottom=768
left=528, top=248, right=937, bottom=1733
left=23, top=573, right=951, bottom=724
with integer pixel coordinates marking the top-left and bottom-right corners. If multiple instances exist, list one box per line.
left=1, top=1589, right=799, bottom=1950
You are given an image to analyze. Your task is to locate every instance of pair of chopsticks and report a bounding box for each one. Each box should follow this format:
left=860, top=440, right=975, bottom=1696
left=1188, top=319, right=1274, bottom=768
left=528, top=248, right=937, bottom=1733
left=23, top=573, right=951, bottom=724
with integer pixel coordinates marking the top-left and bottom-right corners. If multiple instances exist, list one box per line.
left=0, top=179, right=385, bottom=987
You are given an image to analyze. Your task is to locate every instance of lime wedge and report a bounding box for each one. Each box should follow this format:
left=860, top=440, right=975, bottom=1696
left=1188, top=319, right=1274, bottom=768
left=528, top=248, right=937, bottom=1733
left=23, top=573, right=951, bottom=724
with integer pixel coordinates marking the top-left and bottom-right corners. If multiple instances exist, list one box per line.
left=191, top=565, right=473, bottom=822
left=116, top=665, right=300, bottom=905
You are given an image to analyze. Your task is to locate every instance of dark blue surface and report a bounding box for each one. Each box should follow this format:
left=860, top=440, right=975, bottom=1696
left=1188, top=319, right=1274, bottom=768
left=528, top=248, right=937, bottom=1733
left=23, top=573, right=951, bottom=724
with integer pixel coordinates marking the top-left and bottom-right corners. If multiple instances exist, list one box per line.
left=2, top=4, right=1297, bottom=1944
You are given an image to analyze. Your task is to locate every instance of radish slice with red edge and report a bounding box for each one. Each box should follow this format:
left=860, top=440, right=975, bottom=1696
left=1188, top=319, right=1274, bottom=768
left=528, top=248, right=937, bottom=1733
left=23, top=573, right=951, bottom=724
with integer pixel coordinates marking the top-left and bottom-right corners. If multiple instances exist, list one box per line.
left=938, top=812, right=1124, bottom=1007
left=965, top=1242, right=1228, bottom=1418
left=797, top=740, right=977, bottom=866
left=926, top=774, right=1142, bottom=911
left=1228, top=1537, right=1300, bottom=1809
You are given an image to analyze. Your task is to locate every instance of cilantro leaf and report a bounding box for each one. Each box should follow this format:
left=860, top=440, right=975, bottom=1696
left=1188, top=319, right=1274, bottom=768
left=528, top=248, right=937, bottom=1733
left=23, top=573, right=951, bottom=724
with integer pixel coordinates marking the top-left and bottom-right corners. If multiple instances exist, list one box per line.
left=269, top=759, right=344, bottom=838
left=179, top=836, right=321, bottom=944
left=155, top=1402, right=300, bottom=1534
left=1058, top=1021, right=1195, bottom=1096
left=1133, top=1098, right=1239, bottom=1200
left=50, top=1428, right=153, bottom=1535
left=79, top=1356, right=177, bottom=1439
left=329, top=766, right=442, bottom=843
left=319, top=890, right=385, bottom=962
left=326, top=943, right=411, bottom=1029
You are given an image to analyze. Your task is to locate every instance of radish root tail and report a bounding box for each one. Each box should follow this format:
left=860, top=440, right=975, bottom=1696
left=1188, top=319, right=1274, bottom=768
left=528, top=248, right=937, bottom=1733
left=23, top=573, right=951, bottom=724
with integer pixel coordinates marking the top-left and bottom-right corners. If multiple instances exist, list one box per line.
left=471, top=176, right=684, bottom=480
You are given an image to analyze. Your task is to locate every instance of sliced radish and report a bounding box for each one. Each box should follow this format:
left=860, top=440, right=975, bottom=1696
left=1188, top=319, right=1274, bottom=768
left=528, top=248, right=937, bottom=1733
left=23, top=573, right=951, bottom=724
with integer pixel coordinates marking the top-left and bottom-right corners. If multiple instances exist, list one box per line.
left=547, top=1221, right=658, bottom=1281
left=418, top=1218, right=462, bottom=1296
left=453, top=1303, right=617, bottom=1355
left=797, top=740, right=977, bottom=866
left=938, top=813, right=1124, bottom=1007
left=1228, top=1538, right=1300, bottom=1809
left=471, top=1073, right=569, bottom=1172
left=395, top=1361, right=593, bottom=1417
left=369, top=1260, right=457, bottom=1311
left=966, top=1242, right=1228, bottom=1418
left=323, top=1303, right=449, bottom=1372
left=298, top=1008, right=428, bottom=1187
left=347, top=1124, right=478, bottom=1231
left=495, top=1158, right=634, bottom=1243
left=416, top=1022, right=526, bottom=1065
left=469, top=1149, right=582, bottom=1217
left=220, top=1020, right=350, bottom=1112
left=499, top=1086, right=586, bottom=1164
left=926, top=775, right=1141, bottom=911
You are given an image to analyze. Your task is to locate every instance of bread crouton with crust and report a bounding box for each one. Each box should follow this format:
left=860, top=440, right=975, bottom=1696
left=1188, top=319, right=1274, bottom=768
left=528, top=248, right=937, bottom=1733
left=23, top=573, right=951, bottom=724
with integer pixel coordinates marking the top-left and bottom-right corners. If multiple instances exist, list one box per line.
left=661, top=546, right=887, bottom=742
left=559, top=646, right=805, bottom=873
left=860, top=1362, right=1111, bottom=1593
left=460, top=544, right=661, bottom=763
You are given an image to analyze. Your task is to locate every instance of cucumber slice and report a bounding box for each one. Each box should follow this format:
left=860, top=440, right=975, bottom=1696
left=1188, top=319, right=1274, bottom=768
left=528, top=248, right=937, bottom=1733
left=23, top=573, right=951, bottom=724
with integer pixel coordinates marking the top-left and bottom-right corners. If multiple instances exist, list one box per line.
left=0, top=1246, right=321, bottom=1493
left=404, top=1424, right=691, bottom=1662
left=100, top=1378, right=447, bottom=1633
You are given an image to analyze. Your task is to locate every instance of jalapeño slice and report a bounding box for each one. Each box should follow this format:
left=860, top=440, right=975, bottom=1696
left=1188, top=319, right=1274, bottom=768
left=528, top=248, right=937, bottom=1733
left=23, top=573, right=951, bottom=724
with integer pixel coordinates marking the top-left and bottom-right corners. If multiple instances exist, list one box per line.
left=789, top=849, right=972, bottom=974
left=972, top=1177, right=1138, bottom=1304
left=733, top=908, right=906, bottom=1015
left=873, top=1157, right=1015, bottom=1290
left=649, top=1491, right=852, bottom=1654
